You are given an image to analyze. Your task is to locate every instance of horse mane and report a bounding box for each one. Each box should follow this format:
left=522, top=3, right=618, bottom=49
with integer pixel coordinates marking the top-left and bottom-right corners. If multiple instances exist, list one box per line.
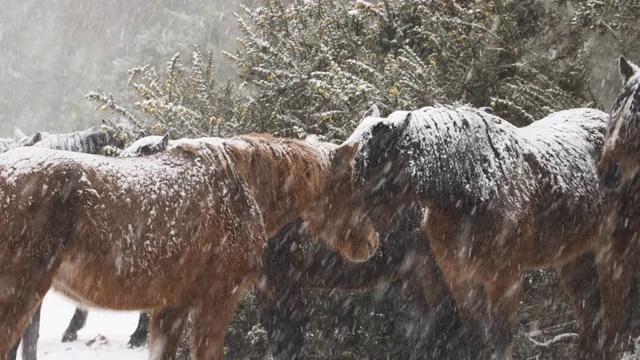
left=111, top=133, right=335, bottom=236
left=220, top=133, right=334, bottom=235
left=354, top=106, right=607, bottom=218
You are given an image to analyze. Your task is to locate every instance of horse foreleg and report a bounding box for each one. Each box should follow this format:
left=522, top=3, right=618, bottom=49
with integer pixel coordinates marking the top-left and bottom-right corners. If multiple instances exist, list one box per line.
left=190, top=286, right=247, bottom=360
left=61, top=307, right=88, bottom=342
left=0, top=298, right=44, bottom=358
left=431, top=263, right=488, bottom=359
left=414, top=253, right=468, bottom=359
left=148, top=306, right=189, bottom=360
left=128, top=312, right=150, bottom=348
left=557, top=252, right=601, bottom=359
left=6, top=339, right=19, bottom=360
left=596, top=242, right=638, bottom=359
left=19, top=304, right=41, bottom=360
left=259, top=286, right=306, bottom=360
left=8, top=303, right=43, bottom=360
left=0, top=257, right=59, bottom=358
left=485, top=269, right=522, bottom=360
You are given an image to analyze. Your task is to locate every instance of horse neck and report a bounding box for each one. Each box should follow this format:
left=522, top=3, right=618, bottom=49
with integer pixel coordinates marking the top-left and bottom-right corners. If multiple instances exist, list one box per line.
left=227, top=136, right=332, bottom=237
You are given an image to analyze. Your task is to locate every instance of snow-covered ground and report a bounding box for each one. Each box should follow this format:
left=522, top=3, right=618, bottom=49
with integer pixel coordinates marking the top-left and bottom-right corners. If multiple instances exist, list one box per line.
left=21, top=291, right=147, bottom=360
left=21, top=290, right=640, bottom=360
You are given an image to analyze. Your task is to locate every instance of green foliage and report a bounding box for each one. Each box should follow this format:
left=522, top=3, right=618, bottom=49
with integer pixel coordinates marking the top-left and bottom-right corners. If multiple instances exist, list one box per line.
left=225, top=0, right=597, bottom=138
left=571, top=0, right=640, bottom=54
left=90, top=0, right=637, bottom=141
left=87, top=46, right=248, bottom=138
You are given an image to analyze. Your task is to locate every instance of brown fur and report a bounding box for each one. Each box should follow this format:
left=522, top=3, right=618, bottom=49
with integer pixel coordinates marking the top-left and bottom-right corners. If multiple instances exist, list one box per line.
left=0, top=134, right=378, bottom=360
left=598, top=56, right=640, bottom=360
left=349, top=106, right=626, bottom=359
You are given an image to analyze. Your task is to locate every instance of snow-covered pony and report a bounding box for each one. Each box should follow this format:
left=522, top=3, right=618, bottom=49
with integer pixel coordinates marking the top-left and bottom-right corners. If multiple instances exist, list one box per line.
left=0, top=133, right=378, bottom=360
left=32, top=125, right=111, bottom=154
left=120, top=133, right=171, bottom=157
left=343, top=105, right=622, bottom=359
left=600, top=57, right=640, bottom=189
left=0, top=128, right=42, bottom=154
left=598, top=56, right=640, bottom=357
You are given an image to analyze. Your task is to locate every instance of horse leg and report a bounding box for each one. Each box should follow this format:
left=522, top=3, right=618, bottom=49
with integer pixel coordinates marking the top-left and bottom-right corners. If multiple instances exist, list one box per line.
left=596, top=241, right=638, bottom=359
left=484, top=269, right=522, bottom=360
left=61, top=307, right=88, bottom=342
left=20, top=304, right=41, bottom=360
left=556, top=252, right=601, bottom=359
left=259, top=286, right=306, bottom=360
left=190, top=285, right=248, bottom=360
left=431, top=264, right=488, bottom=359
left=6, top=339, right=19, bottom=360
left=148, top=306, right=189, bottom=360
left=0, top=256, right=60, bottom=357
left=414, top=253, right=468, bottom=359
left=128, top=312, right=150, bottom=348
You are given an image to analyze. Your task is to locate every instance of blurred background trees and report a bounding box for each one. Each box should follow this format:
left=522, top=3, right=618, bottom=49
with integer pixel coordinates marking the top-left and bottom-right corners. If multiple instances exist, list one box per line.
left=2, top=0, right=640, bottom=358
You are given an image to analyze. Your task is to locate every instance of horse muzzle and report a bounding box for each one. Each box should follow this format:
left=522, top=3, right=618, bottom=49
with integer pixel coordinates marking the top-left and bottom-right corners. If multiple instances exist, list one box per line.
left=348, top=234, right=379, bottom=263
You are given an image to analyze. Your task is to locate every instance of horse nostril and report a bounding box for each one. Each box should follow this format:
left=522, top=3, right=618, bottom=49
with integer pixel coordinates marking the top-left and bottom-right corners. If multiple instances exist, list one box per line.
left=601, top=164, right=622, bottom=189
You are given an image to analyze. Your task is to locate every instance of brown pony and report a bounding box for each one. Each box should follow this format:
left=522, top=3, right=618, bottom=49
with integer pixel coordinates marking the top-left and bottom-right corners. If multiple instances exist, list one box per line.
left=0, top=134, right=378, bottom=360
left=259, top=205, right=467, bottom=360
left=344, top=105, right=626, bottom=359
left=599, top=56, right=640, bottom=358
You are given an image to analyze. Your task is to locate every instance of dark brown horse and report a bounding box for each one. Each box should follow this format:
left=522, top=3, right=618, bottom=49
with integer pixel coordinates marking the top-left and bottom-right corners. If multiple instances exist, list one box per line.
left=259, top=205, right=467, bottom=360
left=344, top=105, right=626, bottom=359
left=598, top=56, right=640, bottom=359
left=0, top=134, right=378, bottom=360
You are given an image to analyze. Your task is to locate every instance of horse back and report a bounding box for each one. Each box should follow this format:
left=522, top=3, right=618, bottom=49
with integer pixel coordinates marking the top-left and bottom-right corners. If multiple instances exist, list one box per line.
left=0, top=145, right=265, bottom=309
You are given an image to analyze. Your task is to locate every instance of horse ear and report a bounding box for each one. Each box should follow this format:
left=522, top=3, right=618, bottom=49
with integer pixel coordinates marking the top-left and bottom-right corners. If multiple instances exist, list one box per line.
left=29, top=132, right=42, bottom=145
left=333, top=142, right=359, bottom=169
left=362, top=104, right=380, bottom=120
left=13, top=127, right=27, bottom=142
left=162, top=133, right=170, bottom=147
left=619, top=56, right=639, bottom=83
left=398, top=112, right=412, bottom=131
left=136, top=131, right=146, bottom=140
left=22, top=131, right=42, bottom=146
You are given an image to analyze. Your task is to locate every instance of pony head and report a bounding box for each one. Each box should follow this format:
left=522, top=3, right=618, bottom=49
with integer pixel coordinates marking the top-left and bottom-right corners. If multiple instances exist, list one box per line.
left=13, top=127, right=42, bottom=147
left=303, top=131, right=380, bottom=263
left=120, top=133, right=170, bottom=157
left=349, top=105, right=415, bottom=230
left=599, top=56, right=640, bottom=191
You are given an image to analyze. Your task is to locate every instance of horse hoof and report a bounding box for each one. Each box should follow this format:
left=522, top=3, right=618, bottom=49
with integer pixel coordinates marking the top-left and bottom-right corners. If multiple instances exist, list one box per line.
left=127, top=334, right=148, bottom=348
left=61, top=331, right=78, bottom=342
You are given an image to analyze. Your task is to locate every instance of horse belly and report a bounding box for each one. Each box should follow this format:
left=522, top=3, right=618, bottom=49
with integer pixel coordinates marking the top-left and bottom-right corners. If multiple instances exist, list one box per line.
left=52, top=251, right=204, bottom=311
